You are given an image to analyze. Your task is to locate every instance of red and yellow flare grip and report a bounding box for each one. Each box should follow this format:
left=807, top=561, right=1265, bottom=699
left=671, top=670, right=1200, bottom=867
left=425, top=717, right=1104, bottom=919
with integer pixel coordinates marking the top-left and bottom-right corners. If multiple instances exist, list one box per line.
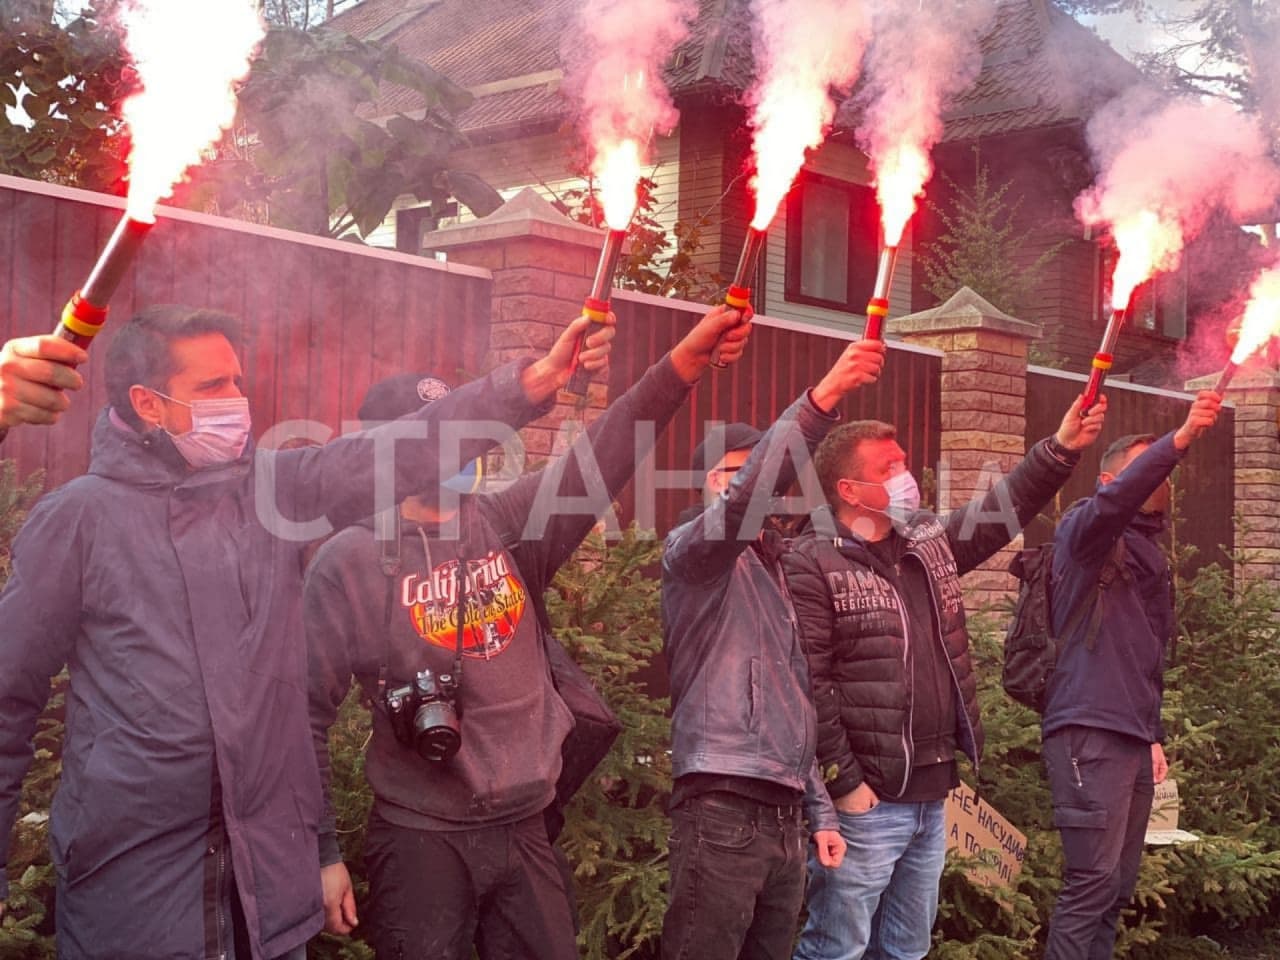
left=566, top=228, right=627, bottom=397
left=710, top=226, right=767, bottom=368
left=863, top=246, right=898, bottom=342
left=1080, top=306, right=1127, bottom=414
left=54, top=215, right=155, bottom=348
left=864, top=297, right=889, bottom=341
left=56, top=292, right=109, bottom=348
left=1213, top=361, right=1239, bottom=397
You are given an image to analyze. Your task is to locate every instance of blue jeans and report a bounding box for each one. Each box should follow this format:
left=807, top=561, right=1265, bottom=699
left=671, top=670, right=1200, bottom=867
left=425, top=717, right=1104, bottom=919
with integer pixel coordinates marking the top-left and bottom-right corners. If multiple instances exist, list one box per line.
left=793, top=799, right=946, bottom=960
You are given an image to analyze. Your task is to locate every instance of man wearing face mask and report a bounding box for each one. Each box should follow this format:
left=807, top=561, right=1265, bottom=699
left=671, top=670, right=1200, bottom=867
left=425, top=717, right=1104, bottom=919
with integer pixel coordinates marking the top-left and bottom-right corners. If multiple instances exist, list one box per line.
left=787, top=394, right=1107, bottom=960
left=1042, top=392, right=1220, bottom=960
left=0, top=303, right=614, bottom=959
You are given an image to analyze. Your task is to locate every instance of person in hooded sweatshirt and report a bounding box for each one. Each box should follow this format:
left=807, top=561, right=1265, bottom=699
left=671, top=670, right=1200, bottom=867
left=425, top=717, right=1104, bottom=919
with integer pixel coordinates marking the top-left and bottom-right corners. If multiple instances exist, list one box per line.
left=0, top=334, right=87, bottom=434
left=1041, top=390, right=1221, bottom=960
left=0, top=303, right=613, bottom=960
left=785, top=393, right=1106, bottom=960
left=303, top=305, right=752, bottom=960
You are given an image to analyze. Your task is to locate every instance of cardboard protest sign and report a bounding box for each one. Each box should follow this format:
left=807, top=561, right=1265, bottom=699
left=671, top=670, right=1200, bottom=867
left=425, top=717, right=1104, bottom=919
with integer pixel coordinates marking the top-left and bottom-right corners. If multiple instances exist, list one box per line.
left=944, top=781, right=1027, bottom=888
left=1145, top=778, right=1199, bottom=845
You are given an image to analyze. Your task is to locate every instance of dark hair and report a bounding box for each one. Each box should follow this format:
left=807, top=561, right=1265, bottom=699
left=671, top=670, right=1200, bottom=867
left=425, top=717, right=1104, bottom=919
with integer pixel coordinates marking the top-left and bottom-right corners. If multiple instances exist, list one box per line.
left=814, top=420, right=897, bottom=508
left=1100, top=433, right=1158, bottom=475
left=105, top=305, right=241, bottom=430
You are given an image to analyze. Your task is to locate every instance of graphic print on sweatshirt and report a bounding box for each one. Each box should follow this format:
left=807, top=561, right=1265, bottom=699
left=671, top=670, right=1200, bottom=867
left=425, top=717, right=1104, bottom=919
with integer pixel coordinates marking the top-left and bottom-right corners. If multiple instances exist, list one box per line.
left=399, top=550, right=528, bottom=658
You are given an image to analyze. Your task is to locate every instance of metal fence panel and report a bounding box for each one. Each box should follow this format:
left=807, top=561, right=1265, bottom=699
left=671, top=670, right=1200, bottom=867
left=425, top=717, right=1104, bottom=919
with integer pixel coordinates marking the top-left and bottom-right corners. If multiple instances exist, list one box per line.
left=1024, top=367, right=1235, bottom=572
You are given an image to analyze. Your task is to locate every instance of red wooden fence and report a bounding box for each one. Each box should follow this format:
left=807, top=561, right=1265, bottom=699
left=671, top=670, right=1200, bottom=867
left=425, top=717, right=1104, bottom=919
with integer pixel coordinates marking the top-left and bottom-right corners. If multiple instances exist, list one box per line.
left=609, top=289, right=944, bottom=536
left=0, top=174, right=492, bottom=489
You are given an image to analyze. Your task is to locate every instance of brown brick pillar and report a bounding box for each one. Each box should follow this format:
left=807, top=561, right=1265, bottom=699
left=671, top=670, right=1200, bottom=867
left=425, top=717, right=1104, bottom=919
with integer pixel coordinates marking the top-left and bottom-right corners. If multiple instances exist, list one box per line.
left=890, top=288, right=1041, bottom=609
left=1186, top=368, right=1280, bottom=586
left=425, top=188, right=610, bottom=458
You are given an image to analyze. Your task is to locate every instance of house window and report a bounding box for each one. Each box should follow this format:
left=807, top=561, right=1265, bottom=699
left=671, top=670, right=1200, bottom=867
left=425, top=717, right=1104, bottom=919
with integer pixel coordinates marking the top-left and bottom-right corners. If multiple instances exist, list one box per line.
left=1097, top=245, right=1188, bottom=340
left=784, top=172, right=879, bottom=313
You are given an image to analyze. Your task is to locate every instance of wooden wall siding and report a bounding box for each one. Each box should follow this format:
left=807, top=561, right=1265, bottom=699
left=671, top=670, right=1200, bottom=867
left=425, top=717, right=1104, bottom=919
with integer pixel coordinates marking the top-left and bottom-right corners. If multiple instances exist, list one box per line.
left=1023, top=367, right=1235, bottom=571
left=607, top=290, right=944, bottom=537
left=922, top=129, right=1195, bottom=385
left=0, top=175, right=492, bottom=492
left=677, top=101, right=746, bottom=284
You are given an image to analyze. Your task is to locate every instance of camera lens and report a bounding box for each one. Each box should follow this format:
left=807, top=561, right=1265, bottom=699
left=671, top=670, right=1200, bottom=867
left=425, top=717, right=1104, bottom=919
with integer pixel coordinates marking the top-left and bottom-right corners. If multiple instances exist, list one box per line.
left=413, top=701, right=461, bottom=762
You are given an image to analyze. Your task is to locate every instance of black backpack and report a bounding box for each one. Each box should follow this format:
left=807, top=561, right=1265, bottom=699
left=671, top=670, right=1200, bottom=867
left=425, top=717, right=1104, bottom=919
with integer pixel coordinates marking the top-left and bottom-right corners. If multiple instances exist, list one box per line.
left=1002, top=536, right=1127, bottom=712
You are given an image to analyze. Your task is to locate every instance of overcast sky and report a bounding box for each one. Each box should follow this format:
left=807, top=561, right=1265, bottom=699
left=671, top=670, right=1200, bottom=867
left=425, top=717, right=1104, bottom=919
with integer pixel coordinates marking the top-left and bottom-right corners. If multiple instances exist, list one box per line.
left=1081, top=2, right=1216, bottom=74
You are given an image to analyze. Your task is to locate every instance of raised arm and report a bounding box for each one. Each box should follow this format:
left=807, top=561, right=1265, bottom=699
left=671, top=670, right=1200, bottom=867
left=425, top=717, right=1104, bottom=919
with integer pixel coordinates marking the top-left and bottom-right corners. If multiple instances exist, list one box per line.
left=664, top=340, right=885, bottom=584
left=0, top=335, right=87, bottom=437
left=945, top=394, right=1103, bottom=575
left=483, top=306, right=750, bottom=588
left=1057, top=392, right=1220, bottom=567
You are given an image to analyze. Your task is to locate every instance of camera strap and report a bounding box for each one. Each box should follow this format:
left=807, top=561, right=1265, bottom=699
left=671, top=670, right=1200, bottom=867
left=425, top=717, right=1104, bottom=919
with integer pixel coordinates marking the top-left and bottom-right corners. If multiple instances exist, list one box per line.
left=375, top=507, right=402, bottom=702
left=415, top=523, right=467, bottom=707
left=453, top=545, right=467, bottom=690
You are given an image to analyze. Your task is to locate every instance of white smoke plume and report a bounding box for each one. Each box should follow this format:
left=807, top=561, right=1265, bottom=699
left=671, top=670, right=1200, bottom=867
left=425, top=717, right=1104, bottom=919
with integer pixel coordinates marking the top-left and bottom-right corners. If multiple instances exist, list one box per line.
left=1076, top=88, right=1280, bottom=305
left=746, top=0, right=873, bottom=230
left=120, top=0, right=263, bottom=219
left=855, top=0, right=997, bottom=244
left=564, top=0, right=694, bottom=218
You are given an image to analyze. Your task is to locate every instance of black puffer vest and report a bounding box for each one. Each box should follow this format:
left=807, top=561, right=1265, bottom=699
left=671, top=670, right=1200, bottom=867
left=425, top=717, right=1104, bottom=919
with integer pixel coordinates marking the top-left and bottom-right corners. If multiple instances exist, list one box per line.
left=785, top=508, right=984, bottom=800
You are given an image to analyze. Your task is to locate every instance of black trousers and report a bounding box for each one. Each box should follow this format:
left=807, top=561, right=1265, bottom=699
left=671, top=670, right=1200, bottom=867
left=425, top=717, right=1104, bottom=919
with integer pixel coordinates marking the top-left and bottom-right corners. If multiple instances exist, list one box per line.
left=363, top=808, right=578, bottom=960
left=1043, top=725, right=1154, bottom=960
left=661, top=792, right=808, bottom=960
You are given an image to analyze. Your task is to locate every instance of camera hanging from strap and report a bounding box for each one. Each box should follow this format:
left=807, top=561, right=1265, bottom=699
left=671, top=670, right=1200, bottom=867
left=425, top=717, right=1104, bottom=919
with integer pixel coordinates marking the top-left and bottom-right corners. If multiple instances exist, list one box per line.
left=373, top=507, right=469, bottom=704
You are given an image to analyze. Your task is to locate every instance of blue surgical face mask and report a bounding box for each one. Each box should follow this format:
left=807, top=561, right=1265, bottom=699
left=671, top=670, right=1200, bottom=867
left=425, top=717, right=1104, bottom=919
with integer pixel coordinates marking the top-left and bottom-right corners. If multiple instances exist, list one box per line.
left=155, top=392, right=251, bottom=469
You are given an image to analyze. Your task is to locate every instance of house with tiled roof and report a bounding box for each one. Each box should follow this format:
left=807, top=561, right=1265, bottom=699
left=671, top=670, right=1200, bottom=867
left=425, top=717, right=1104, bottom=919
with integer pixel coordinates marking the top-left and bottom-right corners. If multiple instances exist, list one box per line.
left=330, top=0, right=1234, bottom=385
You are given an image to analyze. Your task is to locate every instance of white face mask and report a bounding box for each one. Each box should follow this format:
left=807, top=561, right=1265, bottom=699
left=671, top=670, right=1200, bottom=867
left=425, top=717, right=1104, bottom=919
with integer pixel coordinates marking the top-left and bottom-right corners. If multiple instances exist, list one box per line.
left=155, top=392, right=252, bottom=469
left=880, top=471, right=922, bottom=526
left=848, top=471, right=922, bottom=528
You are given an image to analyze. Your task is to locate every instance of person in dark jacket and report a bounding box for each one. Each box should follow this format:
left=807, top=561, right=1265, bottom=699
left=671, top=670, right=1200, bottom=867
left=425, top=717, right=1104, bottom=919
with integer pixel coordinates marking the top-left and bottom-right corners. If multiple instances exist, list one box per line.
left=0, top=334, right=87, bottom=432
left=787, top=394, right=1107, bottom=960
left=1042, top=391, right=1221, bottom=960
left=305, top=306, right=751, bottom=960
left=0, top=303, right=612, bottom=960
left=660, top=337, right=888, bottom=960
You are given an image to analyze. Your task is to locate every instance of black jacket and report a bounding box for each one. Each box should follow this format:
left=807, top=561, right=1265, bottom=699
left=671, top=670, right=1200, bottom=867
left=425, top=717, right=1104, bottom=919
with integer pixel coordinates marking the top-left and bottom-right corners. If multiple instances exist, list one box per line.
left=785, top=437, right=1079, bottom=800
left=662, top=391, right=842, bottom=833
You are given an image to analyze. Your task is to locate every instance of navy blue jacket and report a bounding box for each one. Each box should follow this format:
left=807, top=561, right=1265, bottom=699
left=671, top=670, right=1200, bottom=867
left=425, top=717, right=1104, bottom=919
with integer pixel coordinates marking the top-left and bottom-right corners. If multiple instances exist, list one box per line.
left=1044, top=432, right=1184, bottom=743
left=0, top=361, right=547, bottom=960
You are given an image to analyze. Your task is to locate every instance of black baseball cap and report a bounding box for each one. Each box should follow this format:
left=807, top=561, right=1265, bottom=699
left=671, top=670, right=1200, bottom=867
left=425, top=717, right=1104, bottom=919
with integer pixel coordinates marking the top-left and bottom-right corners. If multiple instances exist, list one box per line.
left=358, top=374, right=484, bottom=494
left=690, top=423, right=764, bottom=478
left=358, top=374, right=452, bottom=424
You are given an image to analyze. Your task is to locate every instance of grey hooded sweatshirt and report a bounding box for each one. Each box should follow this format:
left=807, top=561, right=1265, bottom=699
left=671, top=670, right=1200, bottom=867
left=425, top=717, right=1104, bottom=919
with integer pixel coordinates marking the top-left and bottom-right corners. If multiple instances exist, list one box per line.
left=306, top=354, right=692, bottom=857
